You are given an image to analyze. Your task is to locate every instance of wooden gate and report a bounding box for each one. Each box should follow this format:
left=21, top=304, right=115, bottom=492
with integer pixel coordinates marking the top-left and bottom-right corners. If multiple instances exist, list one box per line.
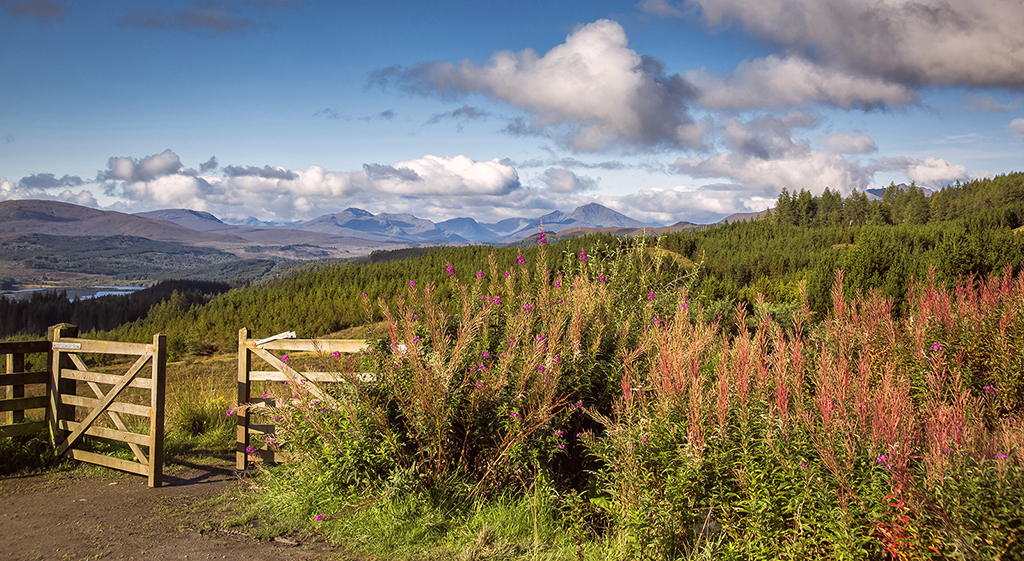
left=49, top=324, right=167, bottom=487
left=1, top=339, right=50, bottom=438
left=235, top=328, right=366, bottom=469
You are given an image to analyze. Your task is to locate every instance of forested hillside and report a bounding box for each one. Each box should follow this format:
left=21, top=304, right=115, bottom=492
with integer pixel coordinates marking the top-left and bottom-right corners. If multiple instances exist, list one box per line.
left=9, top=173, right=1020, bottom=358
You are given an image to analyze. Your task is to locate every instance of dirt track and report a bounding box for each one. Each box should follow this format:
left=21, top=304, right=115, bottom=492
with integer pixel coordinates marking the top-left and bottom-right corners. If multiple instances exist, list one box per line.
left=0, top=462, right=351, bottom=561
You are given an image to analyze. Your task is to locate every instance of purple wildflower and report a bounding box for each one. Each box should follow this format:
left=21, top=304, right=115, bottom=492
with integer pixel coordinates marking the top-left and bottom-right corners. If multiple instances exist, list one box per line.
left=517, top=254, right=525, bottom=265
left=477, top=270, right=484, bottom=278
left=282, top=354, right=290, bottom=363
left=314, top=514, right=325, bottom=521
left=409, top=280, right=416, bottom=287
left=446, top=264, right=455, bottom=275
left=332, top=351, right=341, bottom=358
left=579, top=250, right=587, bottom=261
left=995, top=453, right=1008, bottom=459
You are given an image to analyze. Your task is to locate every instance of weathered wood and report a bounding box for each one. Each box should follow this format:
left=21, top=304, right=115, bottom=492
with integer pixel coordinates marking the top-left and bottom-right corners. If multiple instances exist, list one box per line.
left=249, top=346, right=335, bottom=405
left=59, top=420, right=151, bottom=448
left=48, top=324, right=78, bottom=444
left=83, top=379, right=149, bottom=465
left=62, top=394, right=152, bottom=418
left=0, top=370, right=48, bottom=386
left=249, top=370, right=375, bottom=383
left=0, top=340, right=50, bottom=354
left=0, top=420, right=47, bottom=437
left=237, top=328, right=251, bottom=470
left=5, top=353, right=26, bottom=425
left=250, top=338, right=367, bottom=353
left=52, top=338, right=156, bottom=356
left=56, top=351, right=149, bottom=456
left=65, top=449, right=148, bottom=476
left=148, top=333, right=166, bottom=487
left=0, top=395, right=48, bottom=412
left=61, top=368, right=153, bottom=389
left=247, top=423, right=276, bottom=435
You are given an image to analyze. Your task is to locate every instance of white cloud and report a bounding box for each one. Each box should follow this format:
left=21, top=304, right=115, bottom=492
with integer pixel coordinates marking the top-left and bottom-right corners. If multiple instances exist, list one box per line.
left=542, top=168, right=596, bottom=193
left=611, top=183, right=775, bottom=224
left=817, top=133, right=877, bottom=154
left=874, top=156, right=970, bottom=188
left=98, top=150, right=523, bottom=222
left=1011, top=118, right=1024, bottom=139
left=374, top=19, right=708, bottom=152
left=686, top=54, right=917, bottom=110
left=689, top=0, right=1024, bottom=88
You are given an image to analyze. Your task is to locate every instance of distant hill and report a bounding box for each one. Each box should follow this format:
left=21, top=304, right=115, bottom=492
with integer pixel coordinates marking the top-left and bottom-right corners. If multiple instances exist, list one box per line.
left=0, top=200, right=246, bottom=245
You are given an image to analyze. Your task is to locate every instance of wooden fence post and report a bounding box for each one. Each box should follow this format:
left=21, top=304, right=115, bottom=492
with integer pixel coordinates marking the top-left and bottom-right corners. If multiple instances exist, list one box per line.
left=149, top=333, right=166, bottom=488
left=4, top=353, right=24, bottom=426
left=236, top=328, right=251, bottom=470
left=47, top=323, right=78, bottom=446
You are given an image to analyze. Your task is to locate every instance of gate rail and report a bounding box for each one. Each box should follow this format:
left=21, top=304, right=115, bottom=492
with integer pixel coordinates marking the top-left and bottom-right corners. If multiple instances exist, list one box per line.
left=49, top=324, right=167, bottom=487
left=0, top=339, right=50, bottom=438
left=236, top=328, right=366, bottom=469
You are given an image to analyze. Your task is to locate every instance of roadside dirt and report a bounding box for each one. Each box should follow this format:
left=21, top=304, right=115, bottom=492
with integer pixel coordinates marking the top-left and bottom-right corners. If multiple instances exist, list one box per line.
left=0, top=460, right=352, bottom=561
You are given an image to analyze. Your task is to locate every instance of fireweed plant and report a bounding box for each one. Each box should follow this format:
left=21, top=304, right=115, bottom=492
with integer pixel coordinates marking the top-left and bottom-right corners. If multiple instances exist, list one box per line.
left=252, top=244, right=1023, bottom=560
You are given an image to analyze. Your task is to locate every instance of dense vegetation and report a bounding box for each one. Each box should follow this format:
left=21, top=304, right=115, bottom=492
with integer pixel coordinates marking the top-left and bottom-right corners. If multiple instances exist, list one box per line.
left=4, top=172, right=1023, bottom=559
left=0, top=280, right=232, bottom=338
left=0, top=233, right=239, bottom=277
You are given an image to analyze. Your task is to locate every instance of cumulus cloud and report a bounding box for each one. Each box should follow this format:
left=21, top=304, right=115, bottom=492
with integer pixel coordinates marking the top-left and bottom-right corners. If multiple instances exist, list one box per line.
left=0, top=0, right=65, bottom=20
left=372, top=19, right=708, bottom=152
left=689, top=0, right=1024, bottom=89
left=92, top=150, right=522, bottom=221
left=613, top=183, right=776, bottom=224
left=816, top=133, right=877, bottom=154
left=686, top=54, right=917, bottom=110
left=1011, top=118, right=1024, bottom=139
left=19, top=173, right=84, bottom=189
left=101, top=149, right=189, bottom=183
left=542, top=168, right=597, bottom=193
left=873, top=156, right=970, bottom=187
left=199, top=156, right=219, bottom=172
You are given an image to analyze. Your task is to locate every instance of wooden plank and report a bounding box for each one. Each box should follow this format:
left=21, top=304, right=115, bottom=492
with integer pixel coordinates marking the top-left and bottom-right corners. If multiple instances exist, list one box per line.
left=0, top=371, right=49, bottom=386
left=237, top=328, right=251, bottom=470
left=61, top=369, right=153, bottom=389
left=84, top=380, right=149, bottom=465
left=52, top=338, right=155, bottom=356
left=249, top=346, right=335, bottom=405
left=148, top=333, right=166, bottom=488
left=59, top=420, right=151, bottom=448
left=0, top=340, right=50, bottom=354
left=62, top=394, right=152, bottom=418
left=250, top=370, right=375, bottom=383
left=48, top=324, right=78, bottom=445
left=57, top=351, right=151, bottom=456
left=0, top=395, right=48, bottom=412
left=249, top=339, right=367, bottom=353
left=6, top=353, right=26, bottom=425
left=247, top=423, right=275, bottom=435
left=65, top=449, right=148, bottom=476
left=0, top=420, right=47, bottom=437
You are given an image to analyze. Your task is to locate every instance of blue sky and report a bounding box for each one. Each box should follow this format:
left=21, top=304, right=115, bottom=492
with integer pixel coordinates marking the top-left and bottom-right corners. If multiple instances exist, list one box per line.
left=1, top=0, right=1022, bottom=225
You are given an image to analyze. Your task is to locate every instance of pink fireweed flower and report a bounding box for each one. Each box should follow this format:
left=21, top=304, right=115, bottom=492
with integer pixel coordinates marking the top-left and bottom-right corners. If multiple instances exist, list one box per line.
left=554, top=281, right=561, bottom=287
left=361, top=291, right=367, bottom=296
left=984, top=385, right=998, bottom=394
left=522, top=304, right=534, bottom=310
left=476, top=270, right=484, bottom=278
left=517, top=254, right=525, bottom=265
left=930, top=342, right=943, bottom=352
left=557, top=443, right=565, bottom=450
left=445, top=263, right=454, bottom=275
left=409, top=280, right=416, bottom=287
left=491, top=296, right=501, bottom=304
left=537, top=229, right=547, bottom=245
left=995, top=453, right=1008, bottom=459
left=282, top=354, right=290, bottom=363
left=246, top=446, right=255, bottom=454
left=226, top=406, right=236, bottom=417
left=332, top=351, right=341, bottom=358
left=314, top=514, right=325, bottom=521
left=504, top=271, right=511, bottom=278
left=579, top=250, right=587, bottom=261
left=599, top=275, right=606, bottom=282
left=647, top=291, right=655, bottom=300
left=261, top=391, right=270, bottom=399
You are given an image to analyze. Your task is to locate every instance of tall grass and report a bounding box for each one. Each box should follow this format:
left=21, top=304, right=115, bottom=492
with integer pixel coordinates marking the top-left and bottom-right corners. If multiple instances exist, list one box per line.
left=251, top=243, right=1024, bottom=559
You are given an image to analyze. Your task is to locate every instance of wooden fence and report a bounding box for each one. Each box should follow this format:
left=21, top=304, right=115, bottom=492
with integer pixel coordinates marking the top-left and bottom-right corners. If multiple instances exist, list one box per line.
left=0, top=339, right=50, bottom=438
left=49, top=324, right=167, bottom=487
left=235, top=328, right=367, bottom=470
